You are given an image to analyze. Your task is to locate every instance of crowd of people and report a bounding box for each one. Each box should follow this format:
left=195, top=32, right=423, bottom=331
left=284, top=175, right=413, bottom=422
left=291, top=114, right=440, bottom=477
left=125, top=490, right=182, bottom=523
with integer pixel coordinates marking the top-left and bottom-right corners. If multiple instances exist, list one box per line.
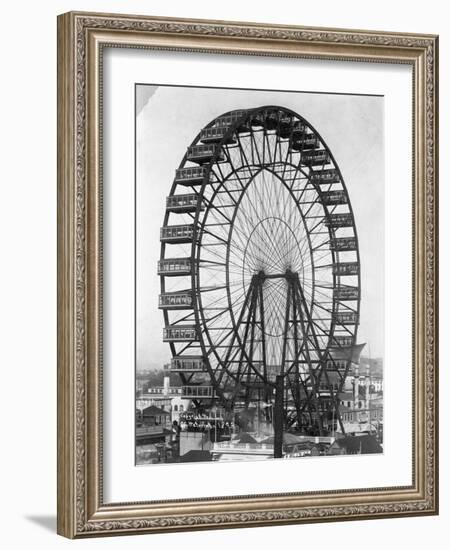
left=177, top=412, right=235, bottom=438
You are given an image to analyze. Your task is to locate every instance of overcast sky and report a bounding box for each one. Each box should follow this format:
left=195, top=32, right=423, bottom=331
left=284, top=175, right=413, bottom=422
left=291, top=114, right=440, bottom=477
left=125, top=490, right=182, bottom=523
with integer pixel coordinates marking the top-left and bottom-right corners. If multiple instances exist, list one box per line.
left=136, top=84, right=384, bottom=370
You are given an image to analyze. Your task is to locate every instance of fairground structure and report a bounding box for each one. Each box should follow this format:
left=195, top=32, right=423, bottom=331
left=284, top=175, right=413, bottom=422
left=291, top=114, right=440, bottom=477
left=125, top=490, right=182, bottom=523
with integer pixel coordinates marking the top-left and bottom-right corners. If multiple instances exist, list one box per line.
left=157, top=106, right=365, bottom=459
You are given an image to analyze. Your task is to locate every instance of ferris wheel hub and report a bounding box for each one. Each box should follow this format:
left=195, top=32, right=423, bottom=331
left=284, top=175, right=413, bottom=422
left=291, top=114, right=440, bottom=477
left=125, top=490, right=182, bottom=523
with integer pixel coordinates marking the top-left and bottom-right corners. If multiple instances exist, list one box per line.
left=253, top=269, right=299, bottom=282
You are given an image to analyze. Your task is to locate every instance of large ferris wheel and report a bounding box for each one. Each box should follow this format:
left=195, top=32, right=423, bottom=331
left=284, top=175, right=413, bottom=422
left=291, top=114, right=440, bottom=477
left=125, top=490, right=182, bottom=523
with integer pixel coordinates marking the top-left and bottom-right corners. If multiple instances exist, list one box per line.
left=158, top=105, right=362, bottom=440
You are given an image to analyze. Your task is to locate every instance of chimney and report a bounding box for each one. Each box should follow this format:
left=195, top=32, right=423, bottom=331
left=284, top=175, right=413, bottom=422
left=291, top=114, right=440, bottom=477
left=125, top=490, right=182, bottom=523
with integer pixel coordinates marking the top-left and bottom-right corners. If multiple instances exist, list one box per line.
left=163, top=376, right=170, bottom=396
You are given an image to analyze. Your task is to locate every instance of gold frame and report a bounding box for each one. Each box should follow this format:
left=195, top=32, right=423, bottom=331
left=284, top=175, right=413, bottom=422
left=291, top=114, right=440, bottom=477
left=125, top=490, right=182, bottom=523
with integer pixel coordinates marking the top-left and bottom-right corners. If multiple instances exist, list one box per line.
left=57, top=11, right=439, bottom=538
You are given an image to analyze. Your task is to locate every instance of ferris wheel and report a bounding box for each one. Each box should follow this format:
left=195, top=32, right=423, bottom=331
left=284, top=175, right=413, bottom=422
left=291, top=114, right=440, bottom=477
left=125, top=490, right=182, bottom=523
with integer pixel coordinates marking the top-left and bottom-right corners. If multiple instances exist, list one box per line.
left=158, top=106, right=361, bottom=436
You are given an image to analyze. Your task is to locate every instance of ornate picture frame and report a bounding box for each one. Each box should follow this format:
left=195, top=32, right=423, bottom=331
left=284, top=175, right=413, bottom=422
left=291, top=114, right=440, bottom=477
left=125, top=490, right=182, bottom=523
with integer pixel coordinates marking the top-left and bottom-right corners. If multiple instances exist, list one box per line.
left=57, top=11, right=438, bottom=538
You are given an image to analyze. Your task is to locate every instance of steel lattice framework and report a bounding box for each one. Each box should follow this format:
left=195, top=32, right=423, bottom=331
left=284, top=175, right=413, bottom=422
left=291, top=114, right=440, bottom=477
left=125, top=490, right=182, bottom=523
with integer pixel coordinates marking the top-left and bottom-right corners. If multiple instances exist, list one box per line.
left=158, top=106, right=362, bottom=436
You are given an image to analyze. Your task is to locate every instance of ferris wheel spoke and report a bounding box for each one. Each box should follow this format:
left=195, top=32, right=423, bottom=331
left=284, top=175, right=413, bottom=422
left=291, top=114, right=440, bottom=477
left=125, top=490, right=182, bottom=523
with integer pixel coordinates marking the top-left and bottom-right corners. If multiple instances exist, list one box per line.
left=302, top=249, right=333, bottom=270
left=204, top=283, right=248, bottom=316
left=209, top=169, right=238, bottom=206
left=308, top=215, right=329, bottom=234
left=168, top=310, right=197, bottom=325
left=302, top=278, right=333, bottom=295
left=199, top=262, right=242, bottom=276
left=264, top=129, right=275, bottom=165
left=235, top=134, right=254, bottom=171
left=222, top=149, right=249, bottom=192
left=273, top=132, right=282, bottom=166
left=200, top=238, right=248, bottom=268
left=280, top=143, right=295, bottom=182
left=249, top=129, right=263, bottom=166
left=289, top=159, right=310, bottom=193
left=300, top=219, right=328, bottom=259
left=302, top=289, right=332, bottom=311
left=274, top=228, right=303, bottom=269
left=201, top=196, right=234, bottom=224
left=307, top=300, right=333, bottom=317
left=310, top=238, right=332, bottom=253
left=198, top=284, right=241, bottom=305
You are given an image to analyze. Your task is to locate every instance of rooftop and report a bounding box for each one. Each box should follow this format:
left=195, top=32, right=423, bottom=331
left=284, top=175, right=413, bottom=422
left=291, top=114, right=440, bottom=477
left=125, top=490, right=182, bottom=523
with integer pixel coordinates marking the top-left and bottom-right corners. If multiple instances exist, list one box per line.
left=334, top=435, right=382, bottom=454
left=142, top=405, right=170, bottom=417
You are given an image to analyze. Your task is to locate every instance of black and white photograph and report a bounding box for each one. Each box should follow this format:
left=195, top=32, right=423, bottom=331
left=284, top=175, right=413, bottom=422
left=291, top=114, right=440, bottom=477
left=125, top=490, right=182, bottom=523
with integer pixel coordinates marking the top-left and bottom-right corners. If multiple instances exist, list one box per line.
left=135, top=84, right=384, bottom=465
left=1, top=0, right=441, bottom=545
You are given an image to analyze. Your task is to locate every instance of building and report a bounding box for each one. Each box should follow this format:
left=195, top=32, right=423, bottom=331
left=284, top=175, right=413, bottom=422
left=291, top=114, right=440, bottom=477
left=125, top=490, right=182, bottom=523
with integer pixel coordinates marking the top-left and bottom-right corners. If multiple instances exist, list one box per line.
left=211, top=433, right=335, bottom=461
left=136, top=375, right=192, bottom=421
left=328, top=434, right=382, bottom=455
left=211, top=440, right=274, bottom=461
left=338, top=380, right=383, bottom=437
left=136, top=405, right=172, bottom=445
left=135, top=405, right=175, bottom=465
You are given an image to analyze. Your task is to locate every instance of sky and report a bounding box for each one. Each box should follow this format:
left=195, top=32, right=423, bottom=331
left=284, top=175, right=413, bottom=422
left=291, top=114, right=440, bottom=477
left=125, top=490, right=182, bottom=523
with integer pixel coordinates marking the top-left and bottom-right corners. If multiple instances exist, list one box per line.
left=136, top=84, right=384, bottom=370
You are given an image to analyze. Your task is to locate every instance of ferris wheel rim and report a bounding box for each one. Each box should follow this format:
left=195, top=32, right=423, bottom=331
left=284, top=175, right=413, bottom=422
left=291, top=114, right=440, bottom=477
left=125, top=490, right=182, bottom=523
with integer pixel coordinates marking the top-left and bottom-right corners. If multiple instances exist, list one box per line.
left=159, top=104, right=362, bottom=418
